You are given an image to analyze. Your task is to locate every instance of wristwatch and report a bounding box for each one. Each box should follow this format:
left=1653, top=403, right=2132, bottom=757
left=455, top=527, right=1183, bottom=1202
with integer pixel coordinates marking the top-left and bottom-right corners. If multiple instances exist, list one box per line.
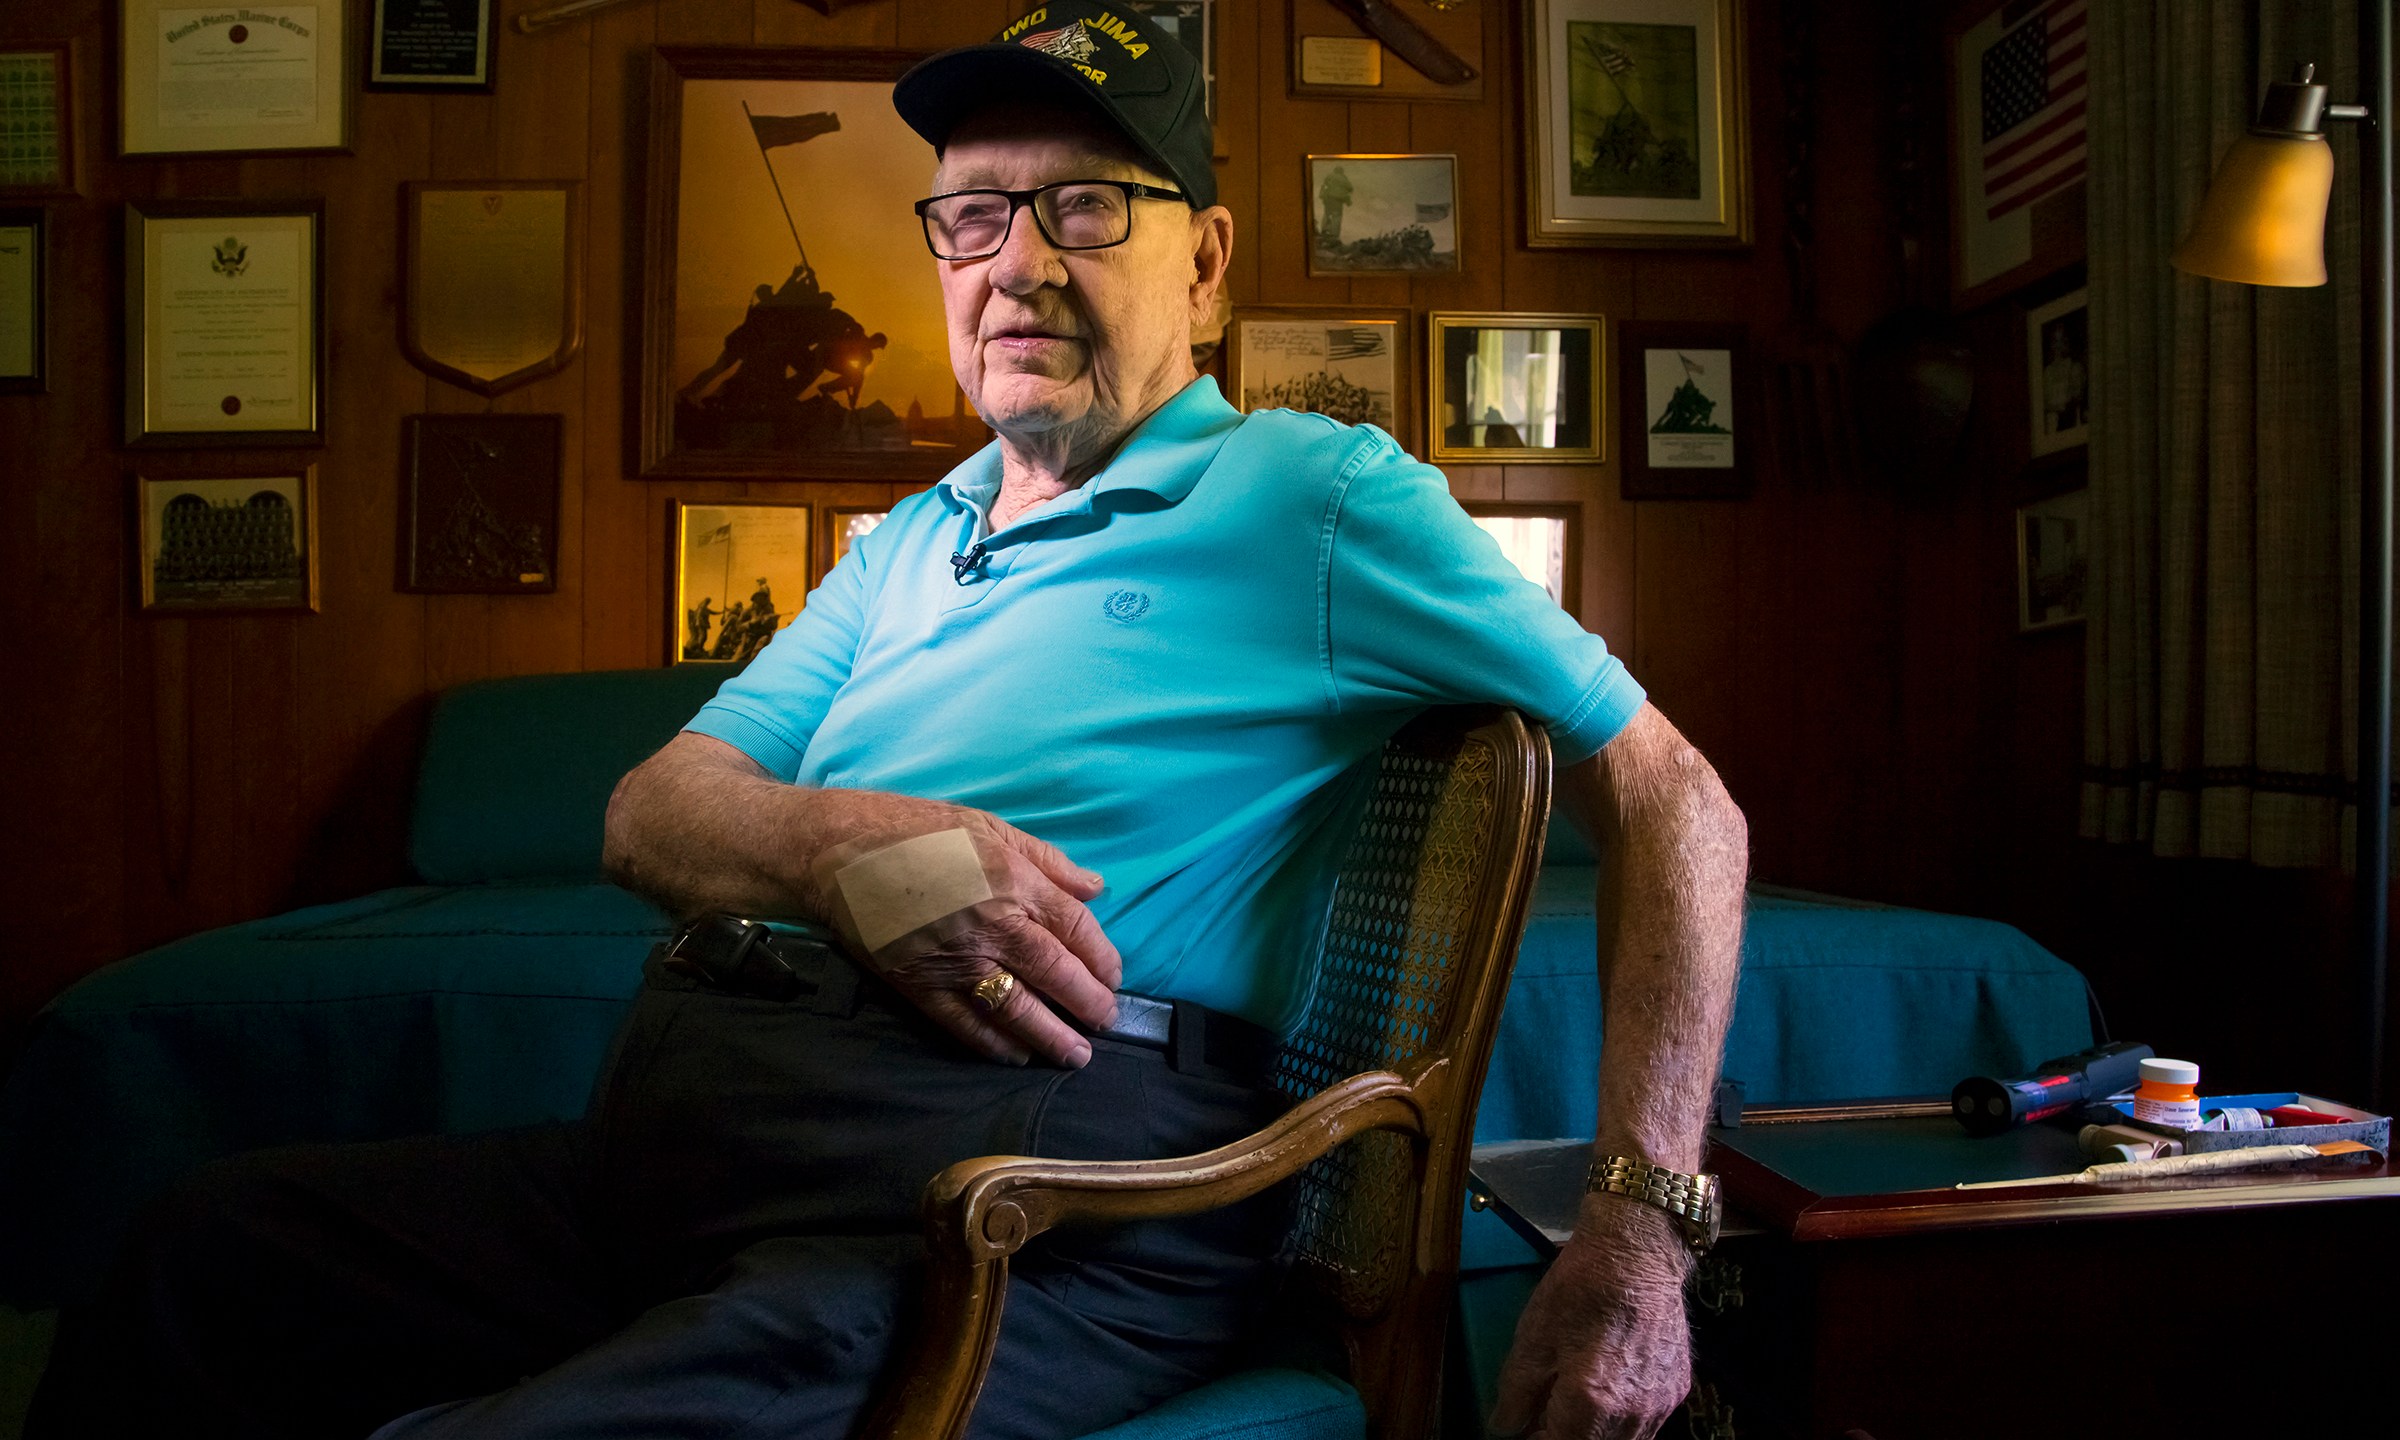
left=1586, top=1155, right=1722, bottom=1255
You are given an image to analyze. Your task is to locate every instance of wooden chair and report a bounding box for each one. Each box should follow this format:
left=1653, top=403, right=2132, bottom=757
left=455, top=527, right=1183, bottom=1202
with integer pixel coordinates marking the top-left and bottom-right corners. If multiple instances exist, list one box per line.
left=862, top=705, right=1554, bottom=1440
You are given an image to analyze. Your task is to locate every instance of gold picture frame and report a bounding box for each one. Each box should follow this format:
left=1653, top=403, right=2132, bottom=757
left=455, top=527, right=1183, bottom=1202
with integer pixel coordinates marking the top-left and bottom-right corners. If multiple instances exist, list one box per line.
left=118, top=0, right=353, bottom=158
left=1304, top=153, right=1459, bottom=277
left=640, top=47, right=987, bottom=481
left=1463, top=501, right=1583, bottom=618
left=1427, top=311, right=1606, bottom=465
left=669, top=498, right=813, bottom=665
left=136, top=465, right=321, bottom=613
left=1523, top=0, right=1749, bottom=249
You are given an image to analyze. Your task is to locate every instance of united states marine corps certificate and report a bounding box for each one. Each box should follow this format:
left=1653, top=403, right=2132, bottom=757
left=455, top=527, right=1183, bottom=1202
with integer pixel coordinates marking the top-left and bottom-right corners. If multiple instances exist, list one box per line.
left=127, top=204, right=321, bottom=444
left=120, top=1, right=351, bottom=155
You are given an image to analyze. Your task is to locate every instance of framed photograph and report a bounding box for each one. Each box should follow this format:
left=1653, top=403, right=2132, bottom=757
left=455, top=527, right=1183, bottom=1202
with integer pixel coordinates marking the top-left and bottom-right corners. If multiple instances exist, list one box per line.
left=1524, top=0, right=1749, bottom=249
left=641, top=47, right=987, bottom=481
left=399, top=414, right=562, bottom=594
left=1289, top=0, right=1484, bottom=104
left=2025, top=287, right=2089, bottom=458
left=119, top=0, right=352, bottom=157
left=670, top=499, right=812, bottom=665
left=1227, top=305, right=1413, bottom=450
left=815, top=503, right=889, bottom=579
left=125, top=198, right=325, bottom=447
left=1307, top=154, right=1459, bottom=276
left=402, top=180, right=584, bottom=397
left=0, top=42, right=78, bottom=196
left=1427, top=312, right=1606, bottom=464
left=1464, top=502, right=1582, bottom=617
left=136, top=466, right=320, bottom=613
left=2017, top=488, right=2087, bottom=633
left=367, top=0, right=496, bottom=94
left=1616, top=320, right=1755, bottom=499
left=1949, top=0, right=2087, bottom=309
left=0, top=207, right=47, bottom=392
left=1126, top=2, right=1215, bottom=124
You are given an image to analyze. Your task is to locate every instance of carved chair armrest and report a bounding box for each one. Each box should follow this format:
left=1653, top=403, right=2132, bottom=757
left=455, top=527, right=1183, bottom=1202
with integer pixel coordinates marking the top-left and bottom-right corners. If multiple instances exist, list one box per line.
left=855, top=1059, right=1454, bottom=1440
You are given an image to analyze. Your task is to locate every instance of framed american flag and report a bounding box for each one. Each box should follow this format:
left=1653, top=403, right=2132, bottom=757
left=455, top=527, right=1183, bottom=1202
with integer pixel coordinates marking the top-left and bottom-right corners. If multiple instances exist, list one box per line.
left=1948, top=0, right=2089, bottom=310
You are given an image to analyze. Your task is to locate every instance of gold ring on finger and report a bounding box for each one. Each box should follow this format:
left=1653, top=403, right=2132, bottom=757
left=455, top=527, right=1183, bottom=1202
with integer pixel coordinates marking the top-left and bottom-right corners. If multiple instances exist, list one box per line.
left=971, top=971, right=1017, bottom=1013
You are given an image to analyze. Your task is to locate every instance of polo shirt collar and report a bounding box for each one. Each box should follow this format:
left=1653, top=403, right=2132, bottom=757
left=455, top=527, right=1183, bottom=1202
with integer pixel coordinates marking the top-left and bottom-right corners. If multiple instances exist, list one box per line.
left=940, top=376, right=1241, bottom=519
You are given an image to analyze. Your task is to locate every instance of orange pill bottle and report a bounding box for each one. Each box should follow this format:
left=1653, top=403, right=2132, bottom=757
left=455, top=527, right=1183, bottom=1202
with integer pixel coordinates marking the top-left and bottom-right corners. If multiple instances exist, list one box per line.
left=2132, top=1058, right=2202, bottom=1129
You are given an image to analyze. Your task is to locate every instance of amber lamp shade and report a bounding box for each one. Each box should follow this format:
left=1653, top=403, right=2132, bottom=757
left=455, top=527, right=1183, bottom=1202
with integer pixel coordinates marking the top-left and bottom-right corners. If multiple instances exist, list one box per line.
left=2170, top=131, right=2336, bottom=287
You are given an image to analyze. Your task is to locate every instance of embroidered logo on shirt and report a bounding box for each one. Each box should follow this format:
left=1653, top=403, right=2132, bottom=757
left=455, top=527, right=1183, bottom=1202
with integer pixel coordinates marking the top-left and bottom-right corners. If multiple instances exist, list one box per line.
left=1103, top=589, right=1152, bottom=622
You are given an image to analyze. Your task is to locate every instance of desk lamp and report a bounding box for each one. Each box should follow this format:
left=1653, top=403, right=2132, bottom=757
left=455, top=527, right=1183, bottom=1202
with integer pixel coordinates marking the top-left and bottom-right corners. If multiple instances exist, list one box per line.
left=2170, top=13, right=2394, bottom=1107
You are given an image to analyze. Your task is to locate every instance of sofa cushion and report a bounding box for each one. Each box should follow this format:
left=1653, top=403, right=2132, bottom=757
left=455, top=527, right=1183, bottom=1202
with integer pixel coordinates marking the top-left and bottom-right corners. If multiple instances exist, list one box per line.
left=0, top=882, right=669, bottom=1308
left=409, top=667, right=733, bottom=884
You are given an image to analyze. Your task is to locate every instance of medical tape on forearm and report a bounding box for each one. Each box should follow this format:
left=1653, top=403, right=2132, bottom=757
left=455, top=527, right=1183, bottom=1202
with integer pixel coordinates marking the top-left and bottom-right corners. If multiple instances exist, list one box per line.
left=813, top=827, right=1017, bottom=970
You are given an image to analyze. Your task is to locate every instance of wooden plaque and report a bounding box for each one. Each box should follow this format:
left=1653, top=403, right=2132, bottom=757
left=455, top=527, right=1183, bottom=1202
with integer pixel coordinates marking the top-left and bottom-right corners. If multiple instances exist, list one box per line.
left=402, top=180, right=584, bottom=398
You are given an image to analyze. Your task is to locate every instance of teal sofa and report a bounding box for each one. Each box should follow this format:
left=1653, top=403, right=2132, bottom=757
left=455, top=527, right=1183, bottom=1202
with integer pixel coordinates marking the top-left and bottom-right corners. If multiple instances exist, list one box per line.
left=0, top=667, right=2095, bottom=1435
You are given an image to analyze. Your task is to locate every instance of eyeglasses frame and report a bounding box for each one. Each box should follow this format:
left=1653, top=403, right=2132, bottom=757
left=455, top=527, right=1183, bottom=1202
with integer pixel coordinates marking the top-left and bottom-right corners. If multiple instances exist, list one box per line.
left=912, top=179, right=1190, bottom=261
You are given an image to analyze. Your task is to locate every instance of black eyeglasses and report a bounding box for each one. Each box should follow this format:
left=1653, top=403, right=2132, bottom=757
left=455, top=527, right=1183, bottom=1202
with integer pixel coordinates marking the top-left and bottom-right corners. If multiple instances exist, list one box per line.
left=913, top=179, right=1188, bottom=261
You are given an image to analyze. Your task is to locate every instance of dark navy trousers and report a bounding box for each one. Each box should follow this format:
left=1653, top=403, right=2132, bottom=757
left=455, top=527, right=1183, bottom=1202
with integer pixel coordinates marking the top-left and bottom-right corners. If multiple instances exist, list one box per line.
left=30, top=957, right=1290, bottom=1439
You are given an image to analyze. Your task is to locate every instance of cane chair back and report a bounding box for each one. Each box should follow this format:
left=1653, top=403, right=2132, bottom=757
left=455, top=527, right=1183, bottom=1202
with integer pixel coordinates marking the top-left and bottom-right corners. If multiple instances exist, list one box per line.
left=1266, top=705, right=1550, bottom=1438
left=863, top=706, right=1551, bottom=1440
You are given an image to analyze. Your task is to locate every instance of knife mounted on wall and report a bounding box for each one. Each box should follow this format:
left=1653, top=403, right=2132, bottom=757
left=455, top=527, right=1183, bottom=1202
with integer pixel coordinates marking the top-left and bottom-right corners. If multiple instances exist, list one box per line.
left=1326, top=0, right=1480, bottom=86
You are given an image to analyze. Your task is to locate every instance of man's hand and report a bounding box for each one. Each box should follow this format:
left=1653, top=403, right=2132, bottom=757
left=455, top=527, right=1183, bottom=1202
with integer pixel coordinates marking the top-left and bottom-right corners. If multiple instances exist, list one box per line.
left=1489, top=1199, right=1694, bottom=1440
left=603, top=732, right=1123, bottom=1069
left=810, top=797, right=1123, bottom=1068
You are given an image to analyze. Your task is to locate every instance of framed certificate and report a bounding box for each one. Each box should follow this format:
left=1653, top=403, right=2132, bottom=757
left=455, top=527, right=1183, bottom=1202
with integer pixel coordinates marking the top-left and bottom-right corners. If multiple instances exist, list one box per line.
left=367, top=0, right=497, bottom=94
left=0, top=207, right=46, bottom=392
left=125, top=199, right=325, bottom=447
left=119, top=0, right=352, bottom=157
left=0, top=42, right=79, bottom=196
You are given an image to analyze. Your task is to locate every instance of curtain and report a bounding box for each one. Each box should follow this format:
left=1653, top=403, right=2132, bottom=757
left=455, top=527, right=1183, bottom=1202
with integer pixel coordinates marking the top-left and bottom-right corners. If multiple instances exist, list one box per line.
left=2081, top=0, right=2366, bottom=867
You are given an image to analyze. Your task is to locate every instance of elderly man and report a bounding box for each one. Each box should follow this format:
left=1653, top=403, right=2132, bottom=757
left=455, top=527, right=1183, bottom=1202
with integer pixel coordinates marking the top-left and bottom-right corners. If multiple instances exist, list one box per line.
left=31, top=8, right=1741, bottom=1440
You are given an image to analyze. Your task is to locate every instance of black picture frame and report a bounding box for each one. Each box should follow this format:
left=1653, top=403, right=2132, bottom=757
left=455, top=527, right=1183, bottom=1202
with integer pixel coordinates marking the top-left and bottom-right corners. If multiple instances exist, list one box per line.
left=0, top=205, right=48, bottom=393
left=1615, top=320, right=1755, bottom=500
left=366, top=0, right=498, bottom=94
left=398, top=413, right=563, bottom=593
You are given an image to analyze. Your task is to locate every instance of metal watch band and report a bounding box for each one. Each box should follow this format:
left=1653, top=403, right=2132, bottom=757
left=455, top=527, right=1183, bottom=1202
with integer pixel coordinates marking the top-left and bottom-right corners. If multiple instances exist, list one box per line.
left=1586, top=1155, right=1721, bottom=1254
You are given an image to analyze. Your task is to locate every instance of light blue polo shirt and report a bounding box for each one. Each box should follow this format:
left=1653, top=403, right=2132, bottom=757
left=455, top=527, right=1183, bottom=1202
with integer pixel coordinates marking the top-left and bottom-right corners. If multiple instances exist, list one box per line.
left=687, top=376, right=1645, bottom=1031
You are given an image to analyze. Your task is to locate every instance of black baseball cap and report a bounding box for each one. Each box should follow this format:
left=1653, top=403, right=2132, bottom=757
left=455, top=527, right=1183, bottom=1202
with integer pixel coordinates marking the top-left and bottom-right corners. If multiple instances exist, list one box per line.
left=893, top=3, right=1214, bottom=209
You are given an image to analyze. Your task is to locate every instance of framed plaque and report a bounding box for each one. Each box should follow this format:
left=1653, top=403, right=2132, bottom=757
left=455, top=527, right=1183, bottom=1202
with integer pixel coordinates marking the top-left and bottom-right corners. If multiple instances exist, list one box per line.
left=669, top=499, right=811, bottom=665
left=367, top=0, right=496, bottom=93
left=119, top=0, right=352, bottom=157
left=641, top=47, right=988, bottom=480
left=400, top=413, right=562, bottom=593
left=402, top=180, right=583, bottom=397
left=1288, top=0, right=1483, bottom=104
left=0, top=42, right=78, bottom=197
left=125, top=198, right=325, bottom=447
left=1616, top=320, right=1755, bottom=499
left=136, top=465, right=321, bottom=613
left=0, top=207, right=46, bottom=392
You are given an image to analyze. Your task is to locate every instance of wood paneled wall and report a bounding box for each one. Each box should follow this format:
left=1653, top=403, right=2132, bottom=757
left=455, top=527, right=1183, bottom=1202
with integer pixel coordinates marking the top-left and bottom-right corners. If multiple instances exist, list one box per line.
left=3, top=0, right=2362, bottom=1091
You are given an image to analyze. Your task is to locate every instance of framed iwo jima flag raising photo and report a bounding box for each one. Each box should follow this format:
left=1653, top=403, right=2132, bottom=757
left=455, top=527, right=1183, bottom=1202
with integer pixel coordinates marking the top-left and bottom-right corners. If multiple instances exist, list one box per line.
left=640, top=48, right=988, bottom=480
left=1950, top=0, right=2089, bottom=308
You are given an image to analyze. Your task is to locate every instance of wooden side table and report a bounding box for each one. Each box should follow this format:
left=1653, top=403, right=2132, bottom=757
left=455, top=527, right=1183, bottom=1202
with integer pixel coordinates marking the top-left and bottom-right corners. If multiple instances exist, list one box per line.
left=1468, top=1101, right=2400, bottom=1440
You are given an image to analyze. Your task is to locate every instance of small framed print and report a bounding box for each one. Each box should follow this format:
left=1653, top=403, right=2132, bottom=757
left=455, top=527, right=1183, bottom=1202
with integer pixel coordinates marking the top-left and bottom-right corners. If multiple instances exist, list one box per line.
left=0, top=207, right=47, bottom=392
left=125, top=199, right=325, bottom=447
left=399, top=414, right=562, bottom=594
left=0, top=42, right=78, bottom=197
left=1307, top=154, right=1459, bottom=276
left=137, top=466, right=320, bottom=613
left=2017, top=488, right=2087, bottom=633
left=2026, top=287, right=2089, bottom=458
left=1616, top=320, right=1755, bottom=499
left=1228, top=305, right=1413, bottom=451
left=119, top=0, right=353, bottom=157
left=671, top=498, right=812, bottom=665
left=367, top=0, right=496, bottom=94
left=815, top=504, right=889, bottom=580
left=1524, top=0, right=1750, bottom=248
left=1428, top=312, right=1605, bottom=464
left=1464, top=502, right=1583, bottom=617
